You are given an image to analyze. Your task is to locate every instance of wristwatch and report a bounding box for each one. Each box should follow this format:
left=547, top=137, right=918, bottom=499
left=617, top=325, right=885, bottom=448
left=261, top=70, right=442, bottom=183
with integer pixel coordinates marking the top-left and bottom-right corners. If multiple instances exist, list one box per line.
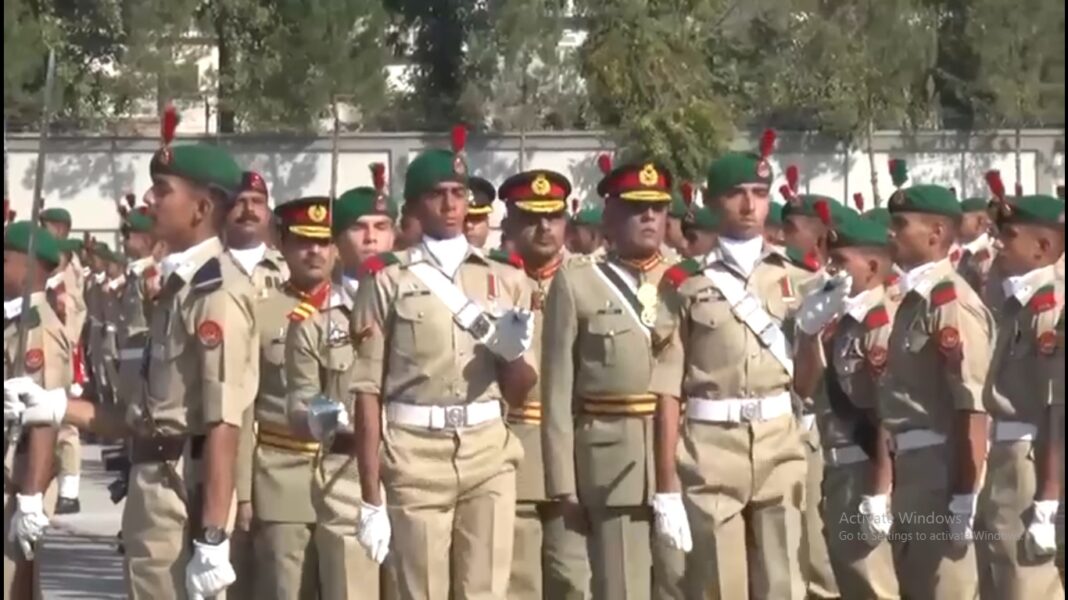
left=199, top=526, right=228, bottom=546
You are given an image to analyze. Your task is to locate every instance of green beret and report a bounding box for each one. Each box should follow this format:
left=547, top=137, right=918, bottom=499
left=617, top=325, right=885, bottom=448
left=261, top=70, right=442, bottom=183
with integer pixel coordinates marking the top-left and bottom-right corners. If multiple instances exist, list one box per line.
left=39, top=207, right=71, bottom=225
left=58, top=238, right=84, bottom=254
left=92, top=242, right=112, bottom=259
left=765, top=202, right=784, bottom=226
left=405, top=149, right=467, bottom=202
left=888, top=184, right=961, bottom=218
left=572, top=206, right=603, bottom=227
left=669, top=193, right=689, bottom=219
left=4, top=221, right=61, bottom=266
left=782, top=195, right=855, bottom=222
left=150, top=143, right=243, bottom=195
left=960, top=197, right=989, bottom=213
left=829, top=211, right=888, bottom=248
left=862, top=207, right=891, bottom=228
left=706, top=152, right=773, bottom=200
left=992, top=195, right=1065, bottom=229
left=684, top=206, right=720, bottom=232
left=124, top=211, right=154, bottom=234
left=333, top=186, right=397, bottom=235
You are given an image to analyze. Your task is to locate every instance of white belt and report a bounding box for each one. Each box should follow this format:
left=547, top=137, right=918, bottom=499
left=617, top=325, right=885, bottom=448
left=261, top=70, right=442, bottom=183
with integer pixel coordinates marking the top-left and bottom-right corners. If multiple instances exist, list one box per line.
left=118, top=348, right=144, bottom=361
left=823, top=444, right=868, bottom=467
left=386, top=400, right=501, bottom=431
left=686, top=392, right=793, bottom=424
left=800, top=413, right=816, bottom=432
left=895, top=429, right=946, bottom=452
left=992, top=420, right=1037, bottom=443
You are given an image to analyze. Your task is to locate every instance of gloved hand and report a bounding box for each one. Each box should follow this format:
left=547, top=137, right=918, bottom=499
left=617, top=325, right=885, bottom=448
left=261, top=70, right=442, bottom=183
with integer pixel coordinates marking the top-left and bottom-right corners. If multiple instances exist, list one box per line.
left=485, top=308, right=534, bottom=362
left=798, top=272, right=851, bottom=334
left=858, top=494, right=892, bottom=545
left=3, top=376, right=66, bottom=427
left=948, top=493, right=978, bottom=547
left=306, top=396, right=350, bottom=441
left=357, top=501, right=391, bottom=564
left=652, top=493, right=693, bottom=552
left=184, top=539, right=236, bottom=600
left=8, top=493, right=49, bottom=560
left=1025, top=500, right=1059, bottom=559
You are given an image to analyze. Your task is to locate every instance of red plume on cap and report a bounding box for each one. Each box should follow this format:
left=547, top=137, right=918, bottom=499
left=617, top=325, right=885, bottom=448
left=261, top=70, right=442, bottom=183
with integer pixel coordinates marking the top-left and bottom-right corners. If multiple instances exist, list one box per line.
left=814, top=199, right=833, bottom=226
left=597, top=154, right=612, bottom=175
left=450, top=124, right=467, bottom=154
left=681, top=182, right=694, bottom=205
left=124, top=193, right=136, bottom=209
left=571, top=199, right=579, bottom=215
left=785, top=165, right=799, bottom=194
left=985, top=170, right=1005, bottom=202
left=759, top=128, right=777, bottom=160
left=853, top=193, right=865, bottom=211
left=161, top=103, right=179, bottom=146
left=370, top=163, right=386, bottom=192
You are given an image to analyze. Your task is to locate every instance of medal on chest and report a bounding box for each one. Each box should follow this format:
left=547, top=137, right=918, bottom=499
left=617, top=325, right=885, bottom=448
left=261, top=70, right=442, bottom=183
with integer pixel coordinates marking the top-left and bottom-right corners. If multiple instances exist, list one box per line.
left=327, top=321, right=349, bottom=346
left=637, top=281, right=658, bottom=327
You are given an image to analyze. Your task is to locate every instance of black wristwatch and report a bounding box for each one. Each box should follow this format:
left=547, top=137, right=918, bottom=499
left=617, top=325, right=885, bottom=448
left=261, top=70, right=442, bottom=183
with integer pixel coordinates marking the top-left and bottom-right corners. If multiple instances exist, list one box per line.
left=199, top=526, right=228, bottom=546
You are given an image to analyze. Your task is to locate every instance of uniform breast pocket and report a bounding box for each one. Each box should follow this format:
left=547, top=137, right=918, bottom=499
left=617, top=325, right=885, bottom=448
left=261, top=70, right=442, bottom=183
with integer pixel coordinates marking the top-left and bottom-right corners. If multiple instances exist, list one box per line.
left=583, top=316, right=632, bottom=366
left=690, top=298, right=733, bottom=331
left=324, top=345, right=355, bottom=405
left=392, top=298, right=435, bottom=361
left=148, top=332, right=186, bottom=400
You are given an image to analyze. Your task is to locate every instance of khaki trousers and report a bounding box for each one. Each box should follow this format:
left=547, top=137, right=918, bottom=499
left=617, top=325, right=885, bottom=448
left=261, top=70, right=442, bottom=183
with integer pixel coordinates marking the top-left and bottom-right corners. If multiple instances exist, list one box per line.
left=253, top=522, right=319, bottom=600
left=975, top=441, right=1063, bottom=600
left=122, top=461, right=190, bottom=600
left=382, top=419, right=522, bottom=600
left=677, top=414, right=807, bottom=599
left=509, top=502, right=591, bottom=600
left=55, top=425, right=81, bottom=481
left=890, top=445, right=977, bottom=600
left=822, top=458, right=899, bottom=599
left=315, top=452, right=380, bottom=600
left=587, top=506, right=685, bottom=600
left=801, top=427, right=838, bottom=599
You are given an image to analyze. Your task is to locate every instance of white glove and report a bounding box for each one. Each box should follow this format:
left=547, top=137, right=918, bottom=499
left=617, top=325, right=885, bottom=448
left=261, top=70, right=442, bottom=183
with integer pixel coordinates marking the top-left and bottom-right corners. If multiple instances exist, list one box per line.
left=797, top=273, right=852, bottom=334
left=948, top=493, right=978, bottom=547
left=8, top=493, right=49, bottom=561
left=485, top=308, right=535, bottom=362
left=357, top=501, right=391, bottom=565
left=1025, top=500, right=1059, bottom=559
left=184, top=539, right=236, bottom=600
left=652, top=493, right=693, bottom=552
left=858, top=494, right=892, bottom=545
left=306, top=400, right=350, bottom=442
left=3, top=376, right=66, bottom=427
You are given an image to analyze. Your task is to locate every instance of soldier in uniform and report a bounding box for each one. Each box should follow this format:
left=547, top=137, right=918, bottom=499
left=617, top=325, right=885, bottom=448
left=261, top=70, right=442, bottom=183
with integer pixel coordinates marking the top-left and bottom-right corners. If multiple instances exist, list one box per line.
left=565, top=203, right=604, bottom=256
left=8, top=143, right=261, bottom=599
left=974, top=194, right=1065, bottom=599
left=650, top=142, right=819, bottom=599
left=792, top=210, right=900, bottom=599
left=3, top=221, right=68, bottom=599
left=765, top=202, right=786, bottom=246
left=680, top=205, right=719, bottom=259
left=954, top=197, right=996, bottom=294
left=881, top=184, right=994, bottom=599
left=496, top=169, right=591, bottom=599
left=541, top=160, right=684, bottom=599
left=114, top=209, right=163, bottom=410
left=666, top=188, right=690, bottom=257
left=464, top=176, right=496, bottom=249
left=285, top=181, right=396, bottom=600
left=349, top=137, right=536, bottom=600
left=394, top=203, right=424, bottom=251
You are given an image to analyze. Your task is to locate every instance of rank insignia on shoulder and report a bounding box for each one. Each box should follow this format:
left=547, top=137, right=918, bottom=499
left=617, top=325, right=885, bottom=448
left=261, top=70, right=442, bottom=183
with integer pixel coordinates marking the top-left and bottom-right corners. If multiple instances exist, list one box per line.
left=864, top=305, right=890, bottom=329
left=358, top=252, right=399, bottom=278
left=288, top=301, right=318, bottom=323
left=663, top=258, right=702, bottom=289
left=488, top=249, right=524, bottom=270
left=191, top=258, right=223, bottom=293
left=930, top=280, right=957, bottom=308
left=1029, top=285, right=1057, bottom=313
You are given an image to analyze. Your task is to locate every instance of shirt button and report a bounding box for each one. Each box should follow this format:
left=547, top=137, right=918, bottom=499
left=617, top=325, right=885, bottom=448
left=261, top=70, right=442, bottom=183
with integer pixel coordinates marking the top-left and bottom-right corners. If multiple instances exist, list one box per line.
left=608, top=330, right=615, bottom=336
left=418, top=311, right=424, bottom=318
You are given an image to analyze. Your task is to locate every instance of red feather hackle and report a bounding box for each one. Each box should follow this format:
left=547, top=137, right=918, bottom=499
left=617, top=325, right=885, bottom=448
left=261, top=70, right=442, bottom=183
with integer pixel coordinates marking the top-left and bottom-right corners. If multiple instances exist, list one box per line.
left=759, top=129, right=776, bottom=160
left=161, top=104, right=178, bottom=146
left=853, top=193, right=864, bottom=211
left=681, top=182, right=694, bottom=205
left=597, top=154, right=612, bottom=175
left=450, top=124, right=467, bottom=154
left=985, top=170, right=1005, bottom=201
left=778, top=185, right=795, bottom=202
left=370, top=163, right=386, bottom=192
left=785, top=165, right=799, bottom=194
left=815, top=199, right=832, bottom=226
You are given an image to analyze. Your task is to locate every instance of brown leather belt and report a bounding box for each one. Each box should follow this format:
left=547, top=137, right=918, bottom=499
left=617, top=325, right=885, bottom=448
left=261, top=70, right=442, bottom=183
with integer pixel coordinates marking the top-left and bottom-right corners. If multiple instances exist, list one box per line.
left=329, top=432, right=358, bottom=455
left=130, top=435, right=205, bottom=464
left=581, top=394, right=658, bottom=417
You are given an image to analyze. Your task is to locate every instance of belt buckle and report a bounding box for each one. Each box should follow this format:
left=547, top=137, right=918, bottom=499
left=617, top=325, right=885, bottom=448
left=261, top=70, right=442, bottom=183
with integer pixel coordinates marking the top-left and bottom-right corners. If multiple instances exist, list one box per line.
left=445, top=406, right=465, bottom=429
left=468, top=313, right=493, bottom=341
left=740, top=402, right=759, bottom=422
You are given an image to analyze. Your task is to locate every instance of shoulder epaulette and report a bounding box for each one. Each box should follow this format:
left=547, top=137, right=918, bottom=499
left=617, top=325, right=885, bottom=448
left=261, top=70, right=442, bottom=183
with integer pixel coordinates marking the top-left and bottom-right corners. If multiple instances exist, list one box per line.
left=864, top=304, right=890, bottom=329
left=288, top=300, right=318, bottom=323
left=1029, top=284, right=1057, bottom=313
left=663, top=258, right=702, bottom=289
left=930, top=280, right=957, bottom=308
left=784, top=246, right=821, bottom=272
left=22, top=306, right=41, bottom=330
left=191, top=258, right=223, bottom=293
left=488, top=248, right=524, bottom=270
left=358, top=252, right=400, bottom=278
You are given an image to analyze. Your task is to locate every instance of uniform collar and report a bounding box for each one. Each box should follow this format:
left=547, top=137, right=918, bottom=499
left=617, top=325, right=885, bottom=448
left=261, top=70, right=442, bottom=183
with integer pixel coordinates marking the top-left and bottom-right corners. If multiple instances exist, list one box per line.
left=706, top=237, right=778, bottom=277
left=342, top=275, right=360, bottom=298
left=526, top=252, right=565, bottom=281
left=106, top=275, right=126, bottom=291
left=419, top=235, right=479, bottom=276
left=161, top=237, right=222, bottom=282
left=1002, top=264, right=1056, bottom=306
left=127, top=256, right=155, bottom=276
left=962, top=232, right=992, bottom=256
left=844, top=286, right=885, bottom=324
left=228, top=243, right=268, bottom=276
left=91, top=271, right=107, bottom=284
left=901, top=258, right=951, bottom=297
left=608, top=251, right=662, bottom=274
left=46, top=271, right=65, bottom=290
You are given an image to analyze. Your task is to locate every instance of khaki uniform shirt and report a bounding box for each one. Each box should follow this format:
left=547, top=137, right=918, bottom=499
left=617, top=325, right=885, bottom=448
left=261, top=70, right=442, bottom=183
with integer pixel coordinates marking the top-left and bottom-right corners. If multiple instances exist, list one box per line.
left=228, top=247, right=288, bottom=301
left=983, top=265, right=1064, bottom=424
left=540, top=252, right=671, bottom=507
left=818, top=286, right=897, bottom=449
left=349, top=246, right=531, bottom=404
left=115, top=257, right=158, bottom=404
left=61, top=254, right=87, bottom=341
left=127, top=238, right=259, bottom=437
left=649, top=244, right=812, bottom=401
left=880, top=259, right=994, bottom=435
left=287, top=285, right=357, bottom=432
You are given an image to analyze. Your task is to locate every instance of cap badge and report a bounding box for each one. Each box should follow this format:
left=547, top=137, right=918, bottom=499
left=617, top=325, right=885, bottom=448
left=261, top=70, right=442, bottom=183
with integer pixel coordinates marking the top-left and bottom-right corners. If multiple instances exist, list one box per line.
left=639, top=164, right=659, bottom=187
left=531, top=174, right=552, bottom=196
left=453, top=156, right=467, bottom=177
left=756, top=160, right=771, bottom=179
left=308, top=204, right=328, bottom=223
